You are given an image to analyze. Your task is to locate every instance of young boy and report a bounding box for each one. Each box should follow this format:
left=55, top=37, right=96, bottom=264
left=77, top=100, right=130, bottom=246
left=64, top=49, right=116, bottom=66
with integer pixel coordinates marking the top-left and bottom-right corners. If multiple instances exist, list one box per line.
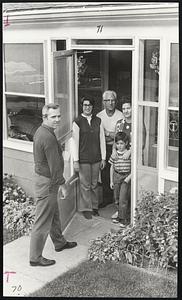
left=109, top=132, right=131, bottom=227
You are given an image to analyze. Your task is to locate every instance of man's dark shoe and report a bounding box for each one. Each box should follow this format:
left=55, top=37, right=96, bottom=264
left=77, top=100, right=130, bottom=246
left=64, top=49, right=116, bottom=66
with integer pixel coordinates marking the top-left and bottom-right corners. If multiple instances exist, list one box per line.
left=82, top=211, right=92, bottom=219
left=55, top=241, right=77, bottom=252
left=30, top=256, right=56, bottom=267
left=92, top=209, right=100, bottom=216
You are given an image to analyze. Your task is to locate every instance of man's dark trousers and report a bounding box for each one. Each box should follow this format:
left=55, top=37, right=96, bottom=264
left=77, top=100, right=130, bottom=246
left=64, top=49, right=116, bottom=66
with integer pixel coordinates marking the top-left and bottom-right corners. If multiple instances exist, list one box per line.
left=29, top=173, right=67, bottom=262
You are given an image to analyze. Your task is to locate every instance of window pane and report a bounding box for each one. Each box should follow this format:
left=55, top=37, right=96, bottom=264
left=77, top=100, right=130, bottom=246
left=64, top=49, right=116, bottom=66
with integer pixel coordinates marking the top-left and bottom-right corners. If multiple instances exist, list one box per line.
left=167, top=110, right=179, bottom=168
left=56, top=40, right=66, bottom=51
left=54, top=56, right=71, bottom=139
left=74, top=39, right=132, bottom=45
left=77, top=51, right=101, bottom=88
left=169, top=43, right=179, bottom=107
left=77, top=50, right=102, bottom=115
left=6, top=95, right=45, bottom=141
left=4, top=44, right=44, bottom=95
left=139, top=106, right=158, bottom=168
left=143, top=40, right=160, bottom=102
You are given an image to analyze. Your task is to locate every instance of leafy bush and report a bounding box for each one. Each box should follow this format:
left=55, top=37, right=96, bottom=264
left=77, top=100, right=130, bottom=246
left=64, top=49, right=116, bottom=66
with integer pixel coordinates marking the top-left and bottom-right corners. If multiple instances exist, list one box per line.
left=3, top=173, right=36, bottom=241
left=88, top=190, right=178, bottom=271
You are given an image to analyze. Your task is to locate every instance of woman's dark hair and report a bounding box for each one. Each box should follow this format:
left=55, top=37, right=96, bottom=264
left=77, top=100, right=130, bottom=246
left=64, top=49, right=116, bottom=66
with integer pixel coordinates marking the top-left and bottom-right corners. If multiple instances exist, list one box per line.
left=80, top=95, right=95, bottom=107
left=122, top=100, right=132, bottom=108
left=115, top=131, right=129, bottom=146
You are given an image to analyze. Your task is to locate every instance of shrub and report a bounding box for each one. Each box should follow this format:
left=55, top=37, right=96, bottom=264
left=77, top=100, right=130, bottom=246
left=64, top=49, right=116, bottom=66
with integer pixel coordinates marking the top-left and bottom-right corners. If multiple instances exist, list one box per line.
left=3, top=173, right=36, bottom=241
left=88, top=190, right=178, bottom=271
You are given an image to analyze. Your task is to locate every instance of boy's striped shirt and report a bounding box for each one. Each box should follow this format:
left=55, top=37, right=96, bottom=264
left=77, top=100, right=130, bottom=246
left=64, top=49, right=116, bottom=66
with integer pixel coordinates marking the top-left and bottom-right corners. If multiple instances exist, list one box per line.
left=109, top=150, right=131, bottom=173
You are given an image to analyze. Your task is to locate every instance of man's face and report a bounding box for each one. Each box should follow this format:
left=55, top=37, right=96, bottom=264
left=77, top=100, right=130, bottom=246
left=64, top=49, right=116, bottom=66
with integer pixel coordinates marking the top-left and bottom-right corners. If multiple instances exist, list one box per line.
left=45, top=108, right=61, bottom=129
left=103, top=93, right=116, bottom=111
left=122, top=103, right=132, bottom=119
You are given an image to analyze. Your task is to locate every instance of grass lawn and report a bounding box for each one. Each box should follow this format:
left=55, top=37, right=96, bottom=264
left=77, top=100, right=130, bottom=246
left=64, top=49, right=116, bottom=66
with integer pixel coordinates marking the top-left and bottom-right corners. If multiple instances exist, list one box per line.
left=29, top=260, right=177, bottom=298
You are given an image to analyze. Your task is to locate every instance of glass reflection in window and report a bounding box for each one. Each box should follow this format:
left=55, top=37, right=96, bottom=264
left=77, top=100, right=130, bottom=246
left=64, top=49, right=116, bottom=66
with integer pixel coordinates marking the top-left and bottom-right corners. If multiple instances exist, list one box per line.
left=54, top=56, right=72, bottom=139
left=168, top=110, right=179, bottom=168
left=143, top=40, right=160, bottom=102
left=7, top=95, right=45, bottom=141
left=169, top=44, right=179, bottom=107
left=4, top=44, right=44, bottom=95
left=139, top=106, right=158, bottom=168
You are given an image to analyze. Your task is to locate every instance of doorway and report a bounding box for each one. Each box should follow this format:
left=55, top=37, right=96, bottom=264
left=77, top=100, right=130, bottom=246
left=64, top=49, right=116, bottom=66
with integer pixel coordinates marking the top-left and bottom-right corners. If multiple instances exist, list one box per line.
left=77, top=50, right=132, bottom=220
left=77, top=50, right=132, bottom=113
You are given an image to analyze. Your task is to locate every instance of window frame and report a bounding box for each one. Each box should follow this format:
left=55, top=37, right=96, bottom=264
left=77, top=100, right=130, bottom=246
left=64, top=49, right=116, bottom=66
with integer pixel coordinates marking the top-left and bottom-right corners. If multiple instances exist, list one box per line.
left=136, top=37, right=178, bottom=195
left=157, top=38, right=179, bottom=192
left=138, top=38, right=160, bottom=170
left=3, top=41, right=47, bottom=149
left=166, top=42, right=179, bottom=171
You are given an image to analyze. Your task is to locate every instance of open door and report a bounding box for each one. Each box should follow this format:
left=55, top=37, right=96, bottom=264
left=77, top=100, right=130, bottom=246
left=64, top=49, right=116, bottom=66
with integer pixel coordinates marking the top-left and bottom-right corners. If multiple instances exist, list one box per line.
left=52, top=49, right=78, bottom=229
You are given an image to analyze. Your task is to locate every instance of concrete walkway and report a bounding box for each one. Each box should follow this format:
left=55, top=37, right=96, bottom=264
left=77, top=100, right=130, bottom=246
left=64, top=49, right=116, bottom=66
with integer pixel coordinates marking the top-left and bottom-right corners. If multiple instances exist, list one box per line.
left=3, top=212, right=119, bottom=297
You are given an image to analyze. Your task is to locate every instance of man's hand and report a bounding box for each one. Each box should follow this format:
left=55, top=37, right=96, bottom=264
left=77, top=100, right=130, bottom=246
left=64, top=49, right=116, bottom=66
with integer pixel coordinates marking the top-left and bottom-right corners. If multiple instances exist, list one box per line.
left=111, top=147, right=118, bottom=159
left=104, top=130, right=115, bottom=143
left=73, top=161, right=80, bottom=172
left=124, top=175, right=131, bottom=184
left=110, top=182, right=114, bottom=189
left=59, top=183, right=68, bottom=199
left=100, top=159, right=106, bottom=170
left=122, top=149, right=131, bottom=160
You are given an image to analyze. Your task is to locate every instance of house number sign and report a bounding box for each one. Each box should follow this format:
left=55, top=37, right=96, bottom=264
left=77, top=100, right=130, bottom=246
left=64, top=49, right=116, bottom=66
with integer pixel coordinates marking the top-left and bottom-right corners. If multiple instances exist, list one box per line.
left=169, top=120, right=178, bottom=133
left=97, top=25, right=103, bottom=33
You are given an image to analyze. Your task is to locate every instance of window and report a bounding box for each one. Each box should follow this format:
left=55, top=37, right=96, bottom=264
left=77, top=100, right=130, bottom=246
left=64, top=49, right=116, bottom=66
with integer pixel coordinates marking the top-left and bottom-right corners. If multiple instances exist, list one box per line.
left=4, top=44, right=44, bottom=94
left=167, top=43, right=179, bottom=168
left=4, top=43, right=45, bottom=142
left=56, top=40, right=66, bottom=51
left=77, top=50, right=103, bottom=115
left=53, top=50, right=75, bottom=142
left=143, top=40, right=160, bottom=102
left=139, top=106, right=158, bottom=168
left=136, top=39, right=160, bottom=195
left=53, top=49, right=75, bottom=180
left=7, top=95, right=44, bottom=141
left=72, top=39, right=133, bottom=46
left=138, top=40, right=160, bottom=168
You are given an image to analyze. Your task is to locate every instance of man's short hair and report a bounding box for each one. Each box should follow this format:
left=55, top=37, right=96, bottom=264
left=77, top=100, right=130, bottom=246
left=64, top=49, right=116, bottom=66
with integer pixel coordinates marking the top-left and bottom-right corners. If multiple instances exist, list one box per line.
left=103, top=90, right=117, bottom=100
left=42, top=103, right=60, bottom=117
left=80, top=95, right=95, bottom=107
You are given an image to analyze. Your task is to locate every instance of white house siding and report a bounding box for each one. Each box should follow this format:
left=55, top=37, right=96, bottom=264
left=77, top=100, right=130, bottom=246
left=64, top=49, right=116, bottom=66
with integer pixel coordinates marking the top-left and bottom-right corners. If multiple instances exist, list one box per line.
left=3, top=148, right=35, bottom=197
left=3, top=18, right=178, bottom=43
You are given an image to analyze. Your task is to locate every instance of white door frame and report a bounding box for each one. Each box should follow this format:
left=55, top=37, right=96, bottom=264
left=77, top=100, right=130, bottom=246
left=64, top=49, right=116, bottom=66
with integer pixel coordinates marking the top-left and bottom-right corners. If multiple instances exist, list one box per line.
left=71, top=42, right=136, bottom=223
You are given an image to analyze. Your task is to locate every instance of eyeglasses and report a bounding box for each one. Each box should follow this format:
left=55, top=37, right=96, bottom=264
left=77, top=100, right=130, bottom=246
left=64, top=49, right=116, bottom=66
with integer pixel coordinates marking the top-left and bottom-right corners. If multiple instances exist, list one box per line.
left=103, top=99, right=116, bottom=102
left=83, top=104, right=93, bottom=107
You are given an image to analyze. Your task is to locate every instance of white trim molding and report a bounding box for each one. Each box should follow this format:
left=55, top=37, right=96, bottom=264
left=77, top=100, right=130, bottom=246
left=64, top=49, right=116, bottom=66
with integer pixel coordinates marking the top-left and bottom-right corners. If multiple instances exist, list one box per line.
left=2, top=4, right=178, bottom=25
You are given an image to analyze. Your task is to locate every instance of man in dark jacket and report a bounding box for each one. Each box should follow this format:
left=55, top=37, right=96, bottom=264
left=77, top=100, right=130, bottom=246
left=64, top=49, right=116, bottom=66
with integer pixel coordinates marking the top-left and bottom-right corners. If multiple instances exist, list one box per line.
left=29, top=104, right=77, bottom=267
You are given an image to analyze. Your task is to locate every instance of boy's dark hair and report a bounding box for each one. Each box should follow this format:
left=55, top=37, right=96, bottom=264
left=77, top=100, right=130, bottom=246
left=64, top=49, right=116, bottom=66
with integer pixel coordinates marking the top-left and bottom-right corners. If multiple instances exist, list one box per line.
left=114, top=131, right=129, bottom=146
left=80, top=95, right=95, bottom=107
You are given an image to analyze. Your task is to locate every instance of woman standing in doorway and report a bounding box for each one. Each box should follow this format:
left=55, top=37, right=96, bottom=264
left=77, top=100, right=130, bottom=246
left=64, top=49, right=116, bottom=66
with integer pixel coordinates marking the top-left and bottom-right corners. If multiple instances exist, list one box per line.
left=72, top=96, right=106, bottom=219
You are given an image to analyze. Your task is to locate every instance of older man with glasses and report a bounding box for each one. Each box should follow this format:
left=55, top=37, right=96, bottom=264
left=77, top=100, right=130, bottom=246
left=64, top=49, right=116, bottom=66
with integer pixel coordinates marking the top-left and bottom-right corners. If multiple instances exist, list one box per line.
left=97, top=90, right=124, bottom=208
